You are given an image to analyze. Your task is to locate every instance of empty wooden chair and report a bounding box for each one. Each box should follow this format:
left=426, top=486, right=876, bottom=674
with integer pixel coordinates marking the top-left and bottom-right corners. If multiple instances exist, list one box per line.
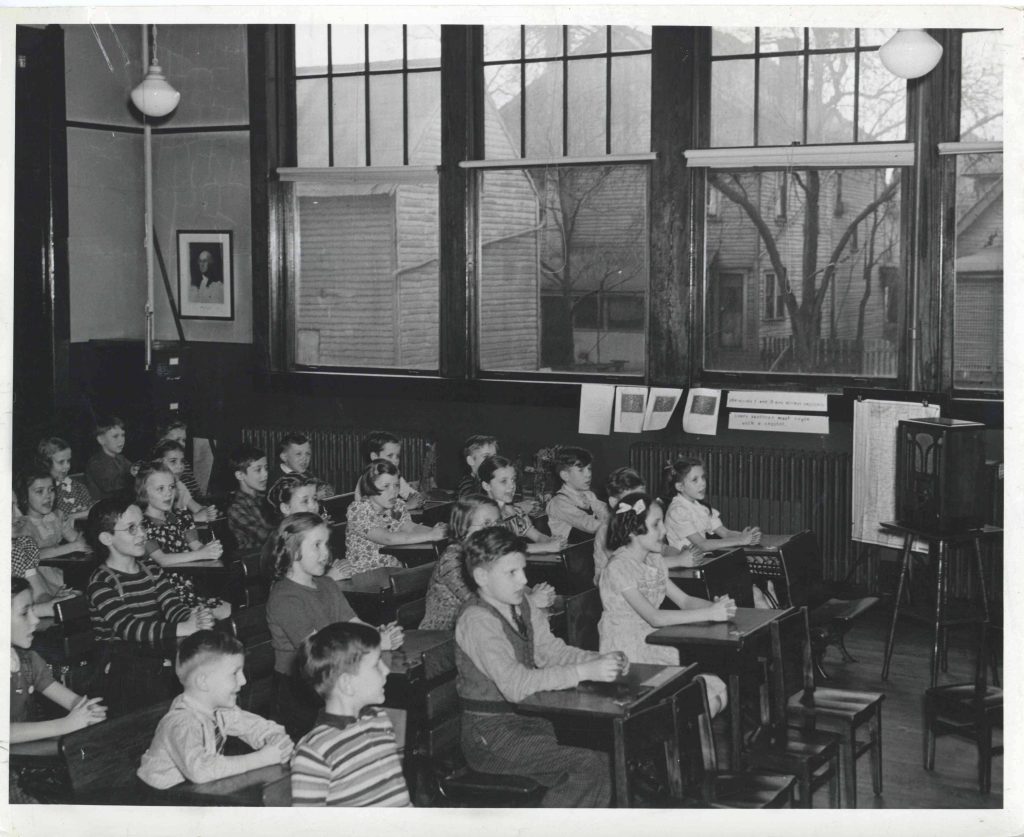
left=619, top=698, right=685, bottom=807
left=229, top=604, right=276, bottom=718
left=672, top=680, right=796, bottom=808
left=924, top=620, right=1002, bottom=794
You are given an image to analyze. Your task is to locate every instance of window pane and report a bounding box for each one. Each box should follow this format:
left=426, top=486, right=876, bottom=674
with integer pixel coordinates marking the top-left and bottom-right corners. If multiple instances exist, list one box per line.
left=807, top=52, right=855, bottom=143
left=711, top=59, right=754, bottom=146
left=611, top=54, right=651, bottom=154
left=331, top=76, right=366, bottom=167
left=295, top=25, right=329, bottom=75
left=712, top=28, right=755, bottom=55
left=567, top=58, right=606, bottom=155
left=367, top=25, right=404, bottom=70
left=525, top=25, right=563, bottom=58
left=485, top=63, right=522, bottom=158
left=407, top=71, right=441, bottom=165
left=961, top=30, right=1003, bottom=142
left=859, top=29, right=896, bottom=47
left=478, top=164, right=648, bottom=376
left=293, top=181, right=439, bottom=370
left=704, top=168, right=901, bottom=377
left=954, top=154, right=1002, bottom=389
left=758, top=55, right=803, bottom=144
left=809, top=28, right=855, bottom=50
left=296, top=78, right=329, bottom=166
left=406, top=25, right=441, bottom=67
left=858, top=49, right=906, bottom=141
left=369, top=74, right=404, bottom=166
left=484, top=26, right=521, bottom=62
left=330, top=25, right=364, bottom=70
left=611, top=25, right=651, bottom=52
left=525, top=61, right=563, bottom=158
left=760, top=28, right=803, bottom=53
left=568, top=25, right=605, bottom=55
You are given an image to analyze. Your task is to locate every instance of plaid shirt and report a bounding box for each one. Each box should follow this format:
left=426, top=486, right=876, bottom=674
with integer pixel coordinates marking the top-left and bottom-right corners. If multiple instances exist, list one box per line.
left=227, top=490, right=274, bottom=550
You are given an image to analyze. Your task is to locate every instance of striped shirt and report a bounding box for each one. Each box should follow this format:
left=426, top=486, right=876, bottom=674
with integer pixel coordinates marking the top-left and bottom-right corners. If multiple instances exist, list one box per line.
left=87, top=559, right=192, bottom=648
left=291, top=708, right=410, bottom=807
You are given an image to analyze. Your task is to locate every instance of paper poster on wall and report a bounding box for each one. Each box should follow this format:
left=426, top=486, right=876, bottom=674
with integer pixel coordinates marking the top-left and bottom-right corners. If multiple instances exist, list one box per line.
left=681, top=388, right=721, bottom=435
left=726, top=390, right=829, bottom=412
left=728, top=412, right=830, bottom=434
left=578, top=384, right=616, bottom=435
left=614, top=386, right=649, bottom=434
left=641, top=387, right=683, bottom=431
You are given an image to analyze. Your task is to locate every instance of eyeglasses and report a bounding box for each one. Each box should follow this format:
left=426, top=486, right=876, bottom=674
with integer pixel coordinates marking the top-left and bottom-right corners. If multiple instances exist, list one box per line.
left=114, top=523, right=145, bottom=536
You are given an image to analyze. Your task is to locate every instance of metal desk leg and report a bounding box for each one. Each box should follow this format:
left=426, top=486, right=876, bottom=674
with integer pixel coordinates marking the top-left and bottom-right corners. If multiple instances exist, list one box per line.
left=972, top=537, right=991, bottom=621
left=931, top=540, right=948, bottom=688
left=882, top=534, right=914, bottom=680
left=612, top=717, right=629, bottom=807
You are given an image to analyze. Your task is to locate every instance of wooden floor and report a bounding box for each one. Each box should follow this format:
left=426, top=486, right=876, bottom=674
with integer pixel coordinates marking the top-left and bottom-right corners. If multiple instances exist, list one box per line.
left=804, top=605, right=1002, bottom=808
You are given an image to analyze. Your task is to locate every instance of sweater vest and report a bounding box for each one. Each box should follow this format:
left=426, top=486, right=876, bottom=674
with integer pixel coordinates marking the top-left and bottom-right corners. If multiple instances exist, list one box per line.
left=455, top=595, right=535, bottom=714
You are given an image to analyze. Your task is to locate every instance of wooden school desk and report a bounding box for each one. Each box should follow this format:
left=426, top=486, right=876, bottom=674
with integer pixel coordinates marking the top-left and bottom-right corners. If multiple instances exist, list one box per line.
left=40, top=550, right=95, bottom=590
left=514, top=662, right=697, bottom=807
left=647, top=607, right=791, bottom=770
left=879, top=521, right=1002, bottom=687
left=382, top=539, right=447, bottom=567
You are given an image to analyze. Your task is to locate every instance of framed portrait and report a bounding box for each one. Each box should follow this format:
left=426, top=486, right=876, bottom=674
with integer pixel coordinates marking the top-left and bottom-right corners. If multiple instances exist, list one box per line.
left=177, top=230, right=234, bottom=320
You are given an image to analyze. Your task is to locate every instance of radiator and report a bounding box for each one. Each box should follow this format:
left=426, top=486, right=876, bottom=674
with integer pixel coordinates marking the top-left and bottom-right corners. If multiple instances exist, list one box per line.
left=240, top=427, right=433, bottom=496
left=630, top=443, right=852, bottom=583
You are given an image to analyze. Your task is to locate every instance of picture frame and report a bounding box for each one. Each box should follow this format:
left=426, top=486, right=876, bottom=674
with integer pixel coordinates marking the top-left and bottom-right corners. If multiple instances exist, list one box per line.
left=177, top=230, right=234, bottom=320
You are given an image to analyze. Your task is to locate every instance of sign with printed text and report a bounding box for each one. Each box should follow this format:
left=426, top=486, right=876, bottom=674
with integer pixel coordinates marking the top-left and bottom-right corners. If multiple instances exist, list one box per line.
left=727, top=412, right=830, bottom=434
left=726, top=390, right=829, bottom=412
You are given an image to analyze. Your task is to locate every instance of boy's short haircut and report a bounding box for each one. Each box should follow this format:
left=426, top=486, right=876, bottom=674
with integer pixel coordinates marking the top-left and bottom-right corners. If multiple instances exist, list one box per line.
left=605, top=466, right=644, bottom=500
left=461, top=435, right=498, bottom=460
left=134, top=461, right=174, bottom=506
left=298, top=622, right=381, bottom=699
left=462, top=526, right=529, bottom=591
left=86, top=496, right=138, bottom=556
left=151, top=439, right=185, bottom=461
left=36, top=436, right=71, bottom=464
left=14, top=466, right=56, bottom=514
left=362, top=431, right=400, bottom=461
left=157, top=417, right=188, bottom=438
left=230, top=444, right=266, bottom=476
left=94, top=415, right=125, bottom=437
left=12, top=576, right=31, bottom=598
left=175, top=629, right=245, bottom=685
left=356, top=459, right=399, bottom=498
left=276, top=433, right=310, bottom=458
left=552, top=446, right=592, bottom=475
left=476, top=454, right=512, bottom=486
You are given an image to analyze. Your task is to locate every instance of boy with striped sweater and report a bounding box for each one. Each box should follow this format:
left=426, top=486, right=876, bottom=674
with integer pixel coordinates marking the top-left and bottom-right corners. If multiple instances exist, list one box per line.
left=291, top=622, right=410, bottom=807
left=86, top=497, right=226, bottom=715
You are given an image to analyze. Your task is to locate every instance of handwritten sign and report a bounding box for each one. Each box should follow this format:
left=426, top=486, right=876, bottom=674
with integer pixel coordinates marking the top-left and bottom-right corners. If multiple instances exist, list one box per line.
left=726, top=390, right=828, bottom=412
left=727, top=412, right=830, bottom=434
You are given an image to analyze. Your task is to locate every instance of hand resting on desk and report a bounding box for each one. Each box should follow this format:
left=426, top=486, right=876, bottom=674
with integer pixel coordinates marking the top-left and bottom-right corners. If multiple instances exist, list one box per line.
left=577, top=652, right=628, bottom=683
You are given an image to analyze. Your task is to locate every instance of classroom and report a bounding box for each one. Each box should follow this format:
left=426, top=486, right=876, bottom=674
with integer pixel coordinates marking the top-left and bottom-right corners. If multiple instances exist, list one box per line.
left=6, top=6, right=1014, bottom=825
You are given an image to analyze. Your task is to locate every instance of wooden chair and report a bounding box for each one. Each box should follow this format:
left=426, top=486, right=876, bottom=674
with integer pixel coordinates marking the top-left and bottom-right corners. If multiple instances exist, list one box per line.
left=780, top=612, right=885, bottom=808
left=60, top=700, right=171, bottom=803
left=381, top=562, right=435, bottom=628
left=407, top=642, right=543, bottom=806
left=236, top=549, right=270, bottom=608
left=744, top=607, right=842, bottom=807
left=924, top=620, right=1003, bottom=794
left=52, top=594, right=95, bottom=691
left=672, top=680, right=796, bottom=808
left=320, top=492, right=356, bottom=524
left=619, top=698, right=686, bottom=807
left=564, top=585, right=602, bottom=652
left=230, top=604, right=276, bottom=718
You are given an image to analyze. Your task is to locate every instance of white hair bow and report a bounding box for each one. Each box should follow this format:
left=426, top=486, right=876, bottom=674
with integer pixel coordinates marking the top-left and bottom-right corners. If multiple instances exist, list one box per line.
left=615, top=498, right=646, bottom=515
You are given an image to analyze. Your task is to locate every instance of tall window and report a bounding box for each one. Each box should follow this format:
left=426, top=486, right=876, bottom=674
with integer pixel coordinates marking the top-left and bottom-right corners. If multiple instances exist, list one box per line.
left=949, top=29, right=1003, bottom=392
left=288, top=26, right=441, bottom=371
left=700, top=27, right=906, bottom=379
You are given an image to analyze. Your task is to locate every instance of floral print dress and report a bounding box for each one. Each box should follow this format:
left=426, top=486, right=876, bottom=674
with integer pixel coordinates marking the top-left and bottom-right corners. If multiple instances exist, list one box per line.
left=345, top=498, right=409, bottom=573
left=597, top=547, right=678, bottom=666
left=143, top=510, right=213, bottom=608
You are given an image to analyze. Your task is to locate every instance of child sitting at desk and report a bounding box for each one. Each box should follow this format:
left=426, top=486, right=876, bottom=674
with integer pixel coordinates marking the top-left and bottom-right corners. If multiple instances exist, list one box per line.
left=291, top=622, right=411, bottom=806
left=156, top=418, right=204, bottom=502
left=37, top=436, right=93, bottom=523
left=138, top=630, right=293, bottom=790
left=268, top=433, right=335, bottom=500
left=152, top=440, right=218, bottom=522
left=14, top=467, right=90, bottom=561
left=420, top=495, right=555, bottom=631
left=598, top=492, right=731, bottom=717
left=345, top=460, right=447, bottom=574
left=544, top=446, right=610, bottom=543
left=12, top=535, right=77, bottom=617
left=663, top=457, right=761, bottom=552
left=86, top=497, right=225, bottom=715
left=85, top=414, right=133, bottom=502
left=266, top=512, right=404, bottom=739
left=455, top=527, right=625, bottom=807
left=354, top=431, right=422, bottom=510
left=456, top=434, right=498, bottom=498
left=478, top=455, right=564, bottom=555
left=226, top=444, right=274, bottom=551
left=10, top=576, right=107, bottom=802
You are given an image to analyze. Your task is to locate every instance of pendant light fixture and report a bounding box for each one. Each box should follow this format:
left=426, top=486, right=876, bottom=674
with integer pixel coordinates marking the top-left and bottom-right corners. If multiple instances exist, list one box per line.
left=131, top=24, right=180, bottom=118
left=878, top=29, right=944, bottom=80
